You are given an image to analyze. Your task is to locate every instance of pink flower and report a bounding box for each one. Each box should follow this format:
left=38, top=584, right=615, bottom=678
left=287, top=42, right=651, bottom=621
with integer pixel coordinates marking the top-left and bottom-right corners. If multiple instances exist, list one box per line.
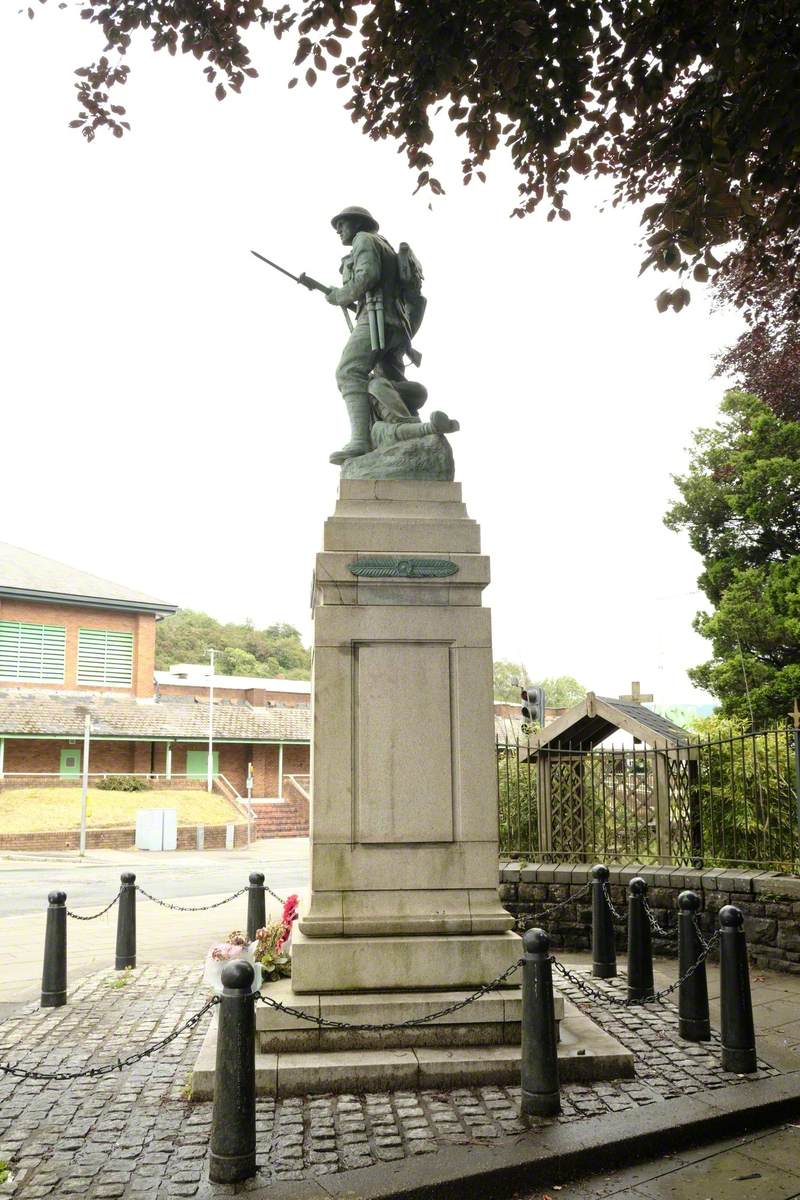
left=210, top=942, right=248, bottom=962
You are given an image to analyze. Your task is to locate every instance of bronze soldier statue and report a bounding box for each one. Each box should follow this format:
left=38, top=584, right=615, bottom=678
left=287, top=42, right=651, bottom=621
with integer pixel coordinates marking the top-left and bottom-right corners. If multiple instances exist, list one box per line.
left=324, top=206, right=426, bottom=465
left=251, top=206, right=460, bottom=473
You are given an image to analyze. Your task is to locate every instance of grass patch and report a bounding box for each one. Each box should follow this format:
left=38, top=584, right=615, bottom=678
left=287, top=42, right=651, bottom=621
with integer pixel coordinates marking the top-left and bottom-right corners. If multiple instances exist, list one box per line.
left=0, top=1160, right=9, bottom=1184
left=0, top=787, right=241, bottom=834
left=108, top=967, right=134, bottom=990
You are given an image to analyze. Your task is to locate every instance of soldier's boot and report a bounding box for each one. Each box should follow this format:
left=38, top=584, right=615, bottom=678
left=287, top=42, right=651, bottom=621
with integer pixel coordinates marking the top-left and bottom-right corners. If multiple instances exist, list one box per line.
left=329, top=393, right=372, bottom=465
left=394, top=410, right=460, bottom=439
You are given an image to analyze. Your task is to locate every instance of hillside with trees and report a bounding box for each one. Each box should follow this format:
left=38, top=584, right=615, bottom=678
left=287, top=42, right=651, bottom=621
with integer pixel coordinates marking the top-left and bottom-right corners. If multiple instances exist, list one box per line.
left=155, top=610, right=311, bottom=679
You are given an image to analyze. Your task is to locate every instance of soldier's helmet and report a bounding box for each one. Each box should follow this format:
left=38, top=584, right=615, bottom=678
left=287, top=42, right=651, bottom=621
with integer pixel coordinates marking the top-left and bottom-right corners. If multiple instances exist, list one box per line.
left=330, top=206, right=379, bottom=233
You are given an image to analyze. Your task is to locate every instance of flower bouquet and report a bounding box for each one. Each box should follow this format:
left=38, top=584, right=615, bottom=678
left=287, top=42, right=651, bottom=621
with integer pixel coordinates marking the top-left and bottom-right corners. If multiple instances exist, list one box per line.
left=254, top=894, right=299, bottom=983
left=202, top=930, right=262, bottom=994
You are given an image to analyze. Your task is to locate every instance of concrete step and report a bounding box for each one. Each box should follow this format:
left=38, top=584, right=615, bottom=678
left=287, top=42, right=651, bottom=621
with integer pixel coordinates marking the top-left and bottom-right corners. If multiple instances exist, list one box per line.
left=253, top=980, right=558, bottom=1052
left=191, top=1001, right=633, bottom=1099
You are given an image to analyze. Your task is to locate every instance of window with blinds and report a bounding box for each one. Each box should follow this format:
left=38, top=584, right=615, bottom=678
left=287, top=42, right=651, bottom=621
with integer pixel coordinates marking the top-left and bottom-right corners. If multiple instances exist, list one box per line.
left=77, top=629, right=134, bottom=686
left=0, top=620, right=66, bottom=682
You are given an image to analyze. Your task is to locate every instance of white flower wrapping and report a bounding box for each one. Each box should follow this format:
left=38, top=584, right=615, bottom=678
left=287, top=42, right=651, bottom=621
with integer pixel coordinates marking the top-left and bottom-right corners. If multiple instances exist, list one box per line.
left=203, top=941, right=262, bottom=994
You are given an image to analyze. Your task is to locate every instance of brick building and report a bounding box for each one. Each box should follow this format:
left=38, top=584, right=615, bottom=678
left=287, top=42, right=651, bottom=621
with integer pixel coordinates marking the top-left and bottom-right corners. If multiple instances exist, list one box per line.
left=0, top=544, right=311, bottom=835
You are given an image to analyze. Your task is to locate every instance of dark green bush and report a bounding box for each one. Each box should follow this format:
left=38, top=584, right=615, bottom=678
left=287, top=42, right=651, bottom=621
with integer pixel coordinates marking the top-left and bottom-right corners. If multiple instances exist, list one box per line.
left=96, top=776, right=150, bottom=792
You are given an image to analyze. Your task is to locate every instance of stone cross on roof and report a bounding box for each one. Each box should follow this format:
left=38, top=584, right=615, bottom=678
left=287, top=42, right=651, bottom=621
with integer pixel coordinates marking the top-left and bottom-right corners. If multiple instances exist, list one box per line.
left=619, top=681, right=654, bottom=705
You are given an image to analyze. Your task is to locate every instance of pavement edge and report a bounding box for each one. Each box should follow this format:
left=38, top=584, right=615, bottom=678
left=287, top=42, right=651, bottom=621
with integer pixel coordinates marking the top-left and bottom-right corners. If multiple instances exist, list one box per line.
left=245, top=1065, right=800, bottom=1200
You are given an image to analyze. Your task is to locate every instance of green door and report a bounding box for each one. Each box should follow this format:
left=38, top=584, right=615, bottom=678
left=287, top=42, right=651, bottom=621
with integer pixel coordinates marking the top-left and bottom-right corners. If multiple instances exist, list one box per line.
left=186, top=750, right=219, bottom=779
left=60, top=748, right=81, bottom=777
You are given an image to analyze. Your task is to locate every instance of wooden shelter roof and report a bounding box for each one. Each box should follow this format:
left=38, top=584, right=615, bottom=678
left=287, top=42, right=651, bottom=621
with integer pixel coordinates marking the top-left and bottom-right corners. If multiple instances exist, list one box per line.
left=526, top=692, right=691, bottom=752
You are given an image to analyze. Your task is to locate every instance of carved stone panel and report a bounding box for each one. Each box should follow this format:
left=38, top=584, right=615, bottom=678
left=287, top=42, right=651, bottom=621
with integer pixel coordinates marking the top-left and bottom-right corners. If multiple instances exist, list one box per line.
left=354, top=641, right=454, bottom=844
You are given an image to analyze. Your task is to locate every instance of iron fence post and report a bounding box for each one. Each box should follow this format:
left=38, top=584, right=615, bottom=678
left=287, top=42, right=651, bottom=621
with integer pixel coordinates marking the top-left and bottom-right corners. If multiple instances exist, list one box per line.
left=115, top=873, right=137, bottom=971
left=247, top=872, right=266, bottom=942
left=591, top=864, right=616, bottom=978
left=719, top=905, right=757, bottom=1074
left=41, top=891, right=67, bottom=1008
left=520, top=927, right=560, bottom=1117
left=677, top=891, right=710, bottom=1041
left=626, top=877, right=654, bottom=1003
left=209, top=961, right=256, bottom=1183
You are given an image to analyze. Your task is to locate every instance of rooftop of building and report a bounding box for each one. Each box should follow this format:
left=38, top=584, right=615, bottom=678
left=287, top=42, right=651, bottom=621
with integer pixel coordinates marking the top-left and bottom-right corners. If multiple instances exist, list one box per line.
left=0, top=542, right=177, bottom=616
left=156, top=666, right=311, bottom=693
left=0, top=690, right=310, bottom=742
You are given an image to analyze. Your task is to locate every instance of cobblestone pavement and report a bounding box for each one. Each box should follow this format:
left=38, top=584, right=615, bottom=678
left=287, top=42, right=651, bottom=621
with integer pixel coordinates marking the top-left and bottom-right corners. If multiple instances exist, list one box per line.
left=0, top=962, right=783, bottom=1198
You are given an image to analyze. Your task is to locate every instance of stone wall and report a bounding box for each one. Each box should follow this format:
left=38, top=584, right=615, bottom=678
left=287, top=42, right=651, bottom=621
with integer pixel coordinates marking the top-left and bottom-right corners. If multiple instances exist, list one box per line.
left=499, top=861, right=800, bottom=975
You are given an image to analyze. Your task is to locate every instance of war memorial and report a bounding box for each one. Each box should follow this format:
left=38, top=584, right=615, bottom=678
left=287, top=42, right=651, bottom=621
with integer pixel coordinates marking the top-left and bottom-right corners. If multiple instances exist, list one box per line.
left=186, top=209, right=799, bottom=1189
left=2, top=206, right=800, bottom=1200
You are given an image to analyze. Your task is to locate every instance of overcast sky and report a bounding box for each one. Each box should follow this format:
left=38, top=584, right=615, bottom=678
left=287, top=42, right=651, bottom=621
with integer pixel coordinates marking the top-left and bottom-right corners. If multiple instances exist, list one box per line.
left=1, top=7, right=745, bottom=704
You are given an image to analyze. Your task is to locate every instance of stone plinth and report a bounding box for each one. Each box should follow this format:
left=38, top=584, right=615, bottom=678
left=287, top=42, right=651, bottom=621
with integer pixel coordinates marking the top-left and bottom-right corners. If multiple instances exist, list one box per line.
left=294, top=479, right=519, bottom=994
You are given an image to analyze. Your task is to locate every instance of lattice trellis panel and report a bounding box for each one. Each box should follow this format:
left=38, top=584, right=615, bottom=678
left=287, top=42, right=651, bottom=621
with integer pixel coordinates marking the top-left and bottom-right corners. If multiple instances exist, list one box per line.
left=666, top=755, right=695, bottom=865
left=548, top=756, right=588, bottom=858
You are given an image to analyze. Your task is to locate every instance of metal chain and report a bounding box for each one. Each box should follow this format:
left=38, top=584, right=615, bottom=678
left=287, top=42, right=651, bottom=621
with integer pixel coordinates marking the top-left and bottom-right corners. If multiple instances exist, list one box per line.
left=66, top=892, right=121, bottom=921
left=551, top=930, right=720, bottom=1008
left=0, top=997, right=219, bottom=1081
left=264, top=884, right=286, bottom=906
left=692, top=914, right=714, bottom=952
left=256, top=959, right=524, bottom=1030
left=602, top=881, right=626, bottom=921
left=643, top=897, right=675, bottom=938
left=602, top=883, right=675, bottom=939
left=515, top=880, right=592, bottom=931
left=135, top=885, right=248, bottom=912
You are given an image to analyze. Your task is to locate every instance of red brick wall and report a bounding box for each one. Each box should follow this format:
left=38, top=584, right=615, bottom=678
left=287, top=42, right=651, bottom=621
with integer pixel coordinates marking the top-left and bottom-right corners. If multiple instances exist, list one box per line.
left=156, top=683, right=310, bottom=707
left=170, top=742, right=251, bottom=794
left=1, top=738, right=310, bottom=792
left=0, top=599, right=156, bottom=698
left=2, top=738, right=138, bottom=777
left=0, top=823, right=249, bottom=852
left=246, top=743, right=310, bottom=797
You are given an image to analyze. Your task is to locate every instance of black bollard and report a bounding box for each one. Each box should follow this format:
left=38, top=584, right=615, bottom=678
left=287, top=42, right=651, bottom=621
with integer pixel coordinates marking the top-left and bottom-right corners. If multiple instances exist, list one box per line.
left=209, top=960, right=257, bottom=1183
left=520, top=927, right=561, bottom=1117
left=626, top=877, right=655, bottom=1003
left=677, top=890, right=710, bottom=1041
left=591, top=864, right=617, bottom=979
left=719, top=905, right=757, bottom=1073
left=41, top=890, right=67, bottom=1008
left=115, top=872, right=137, bottom=971
left=246, top=872, right=266, bottom=942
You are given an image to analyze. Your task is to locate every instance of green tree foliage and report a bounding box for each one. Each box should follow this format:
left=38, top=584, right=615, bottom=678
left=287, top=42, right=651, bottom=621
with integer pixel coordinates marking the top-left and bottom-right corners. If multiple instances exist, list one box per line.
left=492, top=660, right=528, bottom=703
left=688, top=715, right=796, bottom=872
left=42, top=2, right=799, bottom=317
left=665, top=391, right=800, bottom=723
left=155, top=610, right=311, bottom=679
left=534, top=676, right=586, bottom=709
left=493, top=662, right=585, bottom=707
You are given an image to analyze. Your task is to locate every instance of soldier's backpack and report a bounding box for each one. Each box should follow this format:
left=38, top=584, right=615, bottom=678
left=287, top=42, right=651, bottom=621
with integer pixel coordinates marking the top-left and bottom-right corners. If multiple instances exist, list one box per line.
left=397, top=241, right=427, bottom=337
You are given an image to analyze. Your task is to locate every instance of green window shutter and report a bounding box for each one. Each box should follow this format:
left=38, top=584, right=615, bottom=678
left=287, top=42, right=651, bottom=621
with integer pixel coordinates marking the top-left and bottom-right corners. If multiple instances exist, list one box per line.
left=0, top=621, right=66, bottom=682
left=77, top=629, right=134, bottom=686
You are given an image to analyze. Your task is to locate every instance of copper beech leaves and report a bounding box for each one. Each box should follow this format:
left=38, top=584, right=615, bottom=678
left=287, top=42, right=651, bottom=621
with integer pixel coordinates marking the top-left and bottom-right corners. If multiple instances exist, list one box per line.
left=38, top=0, right=800, bottom=322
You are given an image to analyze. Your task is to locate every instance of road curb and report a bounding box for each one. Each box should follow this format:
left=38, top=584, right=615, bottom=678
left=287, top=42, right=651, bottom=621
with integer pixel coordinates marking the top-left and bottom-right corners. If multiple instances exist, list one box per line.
left=244, top=1067, right=800, bottom=1200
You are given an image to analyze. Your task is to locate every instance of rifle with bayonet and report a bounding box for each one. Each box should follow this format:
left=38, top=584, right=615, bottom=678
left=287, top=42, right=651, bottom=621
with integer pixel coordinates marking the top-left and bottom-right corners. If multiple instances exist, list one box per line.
left=251, top=249, right=353, bottom=331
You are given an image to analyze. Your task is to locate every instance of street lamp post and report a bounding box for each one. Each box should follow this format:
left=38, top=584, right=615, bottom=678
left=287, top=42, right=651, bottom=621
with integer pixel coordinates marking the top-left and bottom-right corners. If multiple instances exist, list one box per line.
left=207, top=648, right=216, bottom=793
left=76, top=706, right=92, bottom=857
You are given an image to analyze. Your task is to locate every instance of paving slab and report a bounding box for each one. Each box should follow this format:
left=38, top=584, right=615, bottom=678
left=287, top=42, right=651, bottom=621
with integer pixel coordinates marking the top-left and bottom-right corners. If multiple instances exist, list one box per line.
left=1, top=958, right=799, bottom=1199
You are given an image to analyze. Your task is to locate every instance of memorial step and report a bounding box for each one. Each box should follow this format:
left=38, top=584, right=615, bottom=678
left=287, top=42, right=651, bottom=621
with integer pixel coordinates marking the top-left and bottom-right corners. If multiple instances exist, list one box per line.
left=252, top=981, right=561, bottom=1052
left=191, top=1000, right=634, bottom=1099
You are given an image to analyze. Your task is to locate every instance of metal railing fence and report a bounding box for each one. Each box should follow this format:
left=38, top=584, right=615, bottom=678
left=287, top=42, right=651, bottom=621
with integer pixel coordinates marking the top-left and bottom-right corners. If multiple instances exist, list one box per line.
left=497, top=723, right=799, bottom=872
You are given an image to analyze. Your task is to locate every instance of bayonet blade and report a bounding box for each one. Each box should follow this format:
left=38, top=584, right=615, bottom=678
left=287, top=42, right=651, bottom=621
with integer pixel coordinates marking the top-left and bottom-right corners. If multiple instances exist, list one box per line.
left=250, top=249, right=301, bottom=283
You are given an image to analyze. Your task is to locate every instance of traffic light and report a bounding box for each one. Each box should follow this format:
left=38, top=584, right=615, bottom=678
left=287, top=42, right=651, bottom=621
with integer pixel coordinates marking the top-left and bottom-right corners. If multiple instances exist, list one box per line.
left=521, top=685, right=546, bottom=728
